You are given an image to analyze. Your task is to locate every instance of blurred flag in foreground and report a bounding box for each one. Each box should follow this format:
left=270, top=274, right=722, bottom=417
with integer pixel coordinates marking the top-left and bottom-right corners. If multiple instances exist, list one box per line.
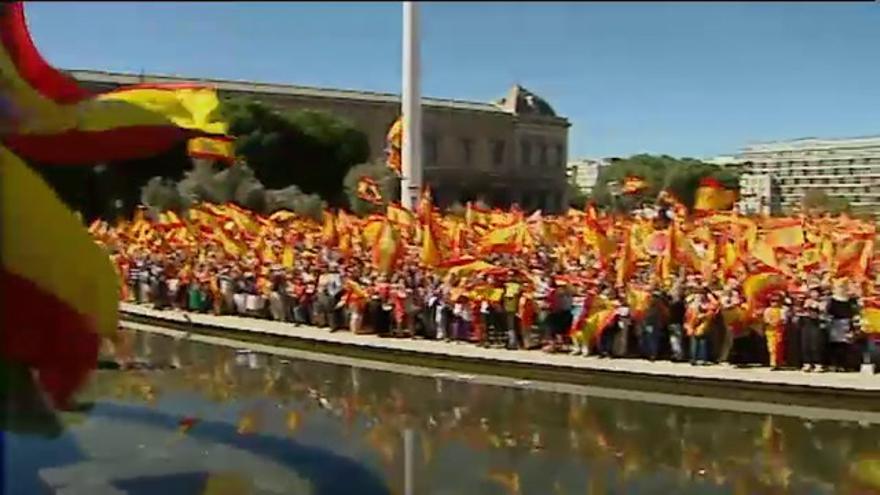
left=1, top=146, right=119, bottom=408
left=0, top=2, right=229, bottom=164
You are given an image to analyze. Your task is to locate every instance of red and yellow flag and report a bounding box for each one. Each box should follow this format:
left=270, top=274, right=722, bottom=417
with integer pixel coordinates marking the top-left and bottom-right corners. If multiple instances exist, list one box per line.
left=479, top=221, right=533, bottom=255
left=373, top=221, right=401, bottom=274
left=385, top=116, right=402, bottom=175
left=1, top=146, right=119, bottom=408
left=356, top=176, right=383, bottom=205
left=621, top=175, right=648, bottom=195
left=321, top=210, right=338, bottom=247
left=187, top=136, right=235, bottom=164
left=764, top=219, right=805, bottom=250
left=742, top=271, right=786, bottom=314
left=616, top=226, right=636, bottom=287
left=386, top=202, right=415, bottom=229
left=693, top=177, right=736, bottom=213
left=0, top=3, right=229, bottom=164
left=421, top=219, right=442, bottom=267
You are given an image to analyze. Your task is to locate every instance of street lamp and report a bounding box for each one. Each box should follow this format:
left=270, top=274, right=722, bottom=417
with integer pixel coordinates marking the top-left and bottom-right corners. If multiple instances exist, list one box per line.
left=401, top=1, right=422, bottom=210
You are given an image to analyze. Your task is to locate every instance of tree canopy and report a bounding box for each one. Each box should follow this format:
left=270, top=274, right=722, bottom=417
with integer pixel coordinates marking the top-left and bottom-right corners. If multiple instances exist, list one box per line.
left=342, top=161, right=400, bottom=215
left=589, top=154, right=740, bottom=212
left=222, top=98, right=370, bottom=206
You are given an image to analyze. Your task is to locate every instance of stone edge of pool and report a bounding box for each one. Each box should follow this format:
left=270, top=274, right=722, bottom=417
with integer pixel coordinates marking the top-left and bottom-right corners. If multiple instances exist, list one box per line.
left=119, top=303, right=880, bottom=413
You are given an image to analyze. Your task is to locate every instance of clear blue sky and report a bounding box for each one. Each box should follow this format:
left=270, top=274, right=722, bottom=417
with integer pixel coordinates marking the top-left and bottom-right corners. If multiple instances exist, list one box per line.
left=26, top=1, right=880, bottom=159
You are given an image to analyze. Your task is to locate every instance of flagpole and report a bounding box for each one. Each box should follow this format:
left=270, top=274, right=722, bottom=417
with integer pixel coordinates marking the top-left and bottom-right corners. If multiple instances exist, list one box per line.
left=401, top=1, right=422, bottom=210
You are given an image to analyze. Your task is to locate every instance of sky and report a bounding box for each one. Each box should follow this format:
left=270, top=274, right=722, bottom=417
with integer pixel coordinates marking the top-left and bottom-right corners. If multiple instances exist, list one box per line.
left=26, top=1, right=880, bottom=159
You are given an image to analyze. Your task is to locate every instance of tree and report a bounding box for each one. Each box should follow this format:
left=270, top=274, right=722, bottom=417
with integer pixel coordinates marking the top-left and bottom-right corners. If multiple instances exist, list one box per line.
left=33, top=141, right=193, bottom=223
left=222, top=98, right=370, bottom=206
left=802, top=189, right=851, bottom=215
left=566, top=180, right=589, bottom=210
left=342, top=161, right=400, bottom=216
left=141, top=176, right=190, bottom=214
left=174, top=159, right=325, bottom=220
left=590, top=154, right=740, bottom=212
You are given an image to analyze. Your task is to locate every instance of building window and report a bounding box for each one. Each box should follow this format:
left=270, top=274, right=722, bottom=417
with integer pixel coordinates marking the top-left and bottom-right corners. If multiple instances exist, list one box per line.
left=556, top=144, right=564, bottom=167
left=460, top=138, right=473, bottom=166
left=491, top=140, right=505, bottom=167
left=521, top=140, right=532, bottom=167
left=424, top=134, right=439, bottom=166
left=538, top=143, right=548, bottom=166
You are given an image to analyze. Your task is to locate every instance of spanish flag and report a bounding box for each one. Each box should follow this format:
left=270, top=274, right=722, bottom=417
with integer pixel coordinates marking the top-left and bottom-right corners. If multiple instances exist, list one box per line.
left=763, top=219, right=805, bottom=250
left=421, top=219, right=442, bottom=267
left=835, top=237, right=873, bottom=280
left=187, top=136, right=236, bottom=164
left=281, top=245, right=295, bottom=269
left=356, top=176, right=383, bottom=205
left=479, top=221, right=532, bottom=254
left=416, top=187, right=434, bottom=225
left=743, top=271, right=786, bottom=314
left=386, top=202, right=415, bottom=229
left=621, top=175, right=648, bottom=195
left=0, top=2, right=229, bottom=165
left=373, top=221, right=401, bottom=274
left=693, top=177, right=736, bottom=212
left=615, top=226, right=636, bottom=287
left=1, top=146, right=119, bottom=408
left=465, top=201, right=492, bottom=227
left=321, top=210, right=338, bottom=247
left=385, top=116, right=402, bottom=175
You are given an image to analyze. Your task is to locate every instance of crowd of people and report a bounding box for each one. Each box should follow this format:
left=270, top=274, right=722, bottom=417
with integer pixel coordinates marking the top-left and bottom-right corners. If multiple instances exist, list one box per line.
left=89, top=196, right=880, bottom=373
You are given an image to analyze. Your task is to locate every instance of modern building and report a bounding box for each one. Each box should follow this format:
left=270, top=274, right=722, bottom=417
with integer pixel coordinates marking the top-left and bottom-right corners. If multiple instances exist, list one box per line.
left=566, top=158, right=607, bottom=194
left=736, top=173, right=778, bottom=216
left=737, top=135, right=880, bottom=213
left=703, top=155, right=742, bottom=167
left=69, top=70, right=571, bottom=212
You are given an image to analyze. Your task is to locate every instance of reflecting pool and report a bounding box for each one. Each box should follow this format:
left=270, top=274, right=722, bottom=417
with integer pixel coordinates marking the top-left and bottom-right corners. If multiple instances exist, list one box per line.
left=5, top=329, right=880, bottom=494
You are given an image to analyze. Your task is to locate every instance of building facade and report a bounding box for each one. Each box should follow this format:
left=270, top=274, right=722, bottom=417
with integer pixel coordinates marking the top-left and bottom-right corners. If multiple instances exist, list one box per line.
left=737, top=135, right=880, bottom=213
left=566, top=158, right=607, bottom=195
left=736, top=173, right=778, bottom=216
left=69, top=70, right=571, bottom=212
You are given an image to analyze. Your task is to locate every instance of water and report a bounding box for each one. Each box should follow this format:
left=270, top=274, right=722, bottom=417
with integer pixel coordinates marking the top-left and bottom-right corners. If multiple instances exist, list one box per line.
left=5, top=329, right=880, bottom=495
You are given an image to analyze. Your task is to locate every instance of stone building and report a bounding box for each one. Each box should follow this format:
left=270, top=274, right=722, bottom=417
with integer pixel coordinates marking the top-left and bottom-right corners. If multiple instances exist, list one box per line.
left=69, top=70, right=571, bottom=212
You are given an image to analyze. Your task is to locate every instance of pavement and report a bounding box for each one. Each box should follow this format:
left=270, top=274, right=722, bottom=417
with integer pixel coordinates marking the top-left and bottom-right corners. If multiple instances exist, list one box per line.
left=119, top=303, right=880, bottom=400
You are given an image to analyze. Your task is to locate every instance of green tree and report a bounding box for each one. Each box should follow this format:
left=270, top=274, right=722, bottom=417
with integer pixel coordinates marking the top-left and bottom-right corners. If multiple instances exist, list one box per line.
left=33, top=142, right=193, bottom=223
left=566, top=181, right=589, bottom=210
left=175, top=159, right=325, bottom=219
left=222, top=98, right=369, bottom=205
left=590, top=154, right=739, bottom=212
left=141, top=176, right=190, bottom=214
left=342, top=161, right=400, bottom=215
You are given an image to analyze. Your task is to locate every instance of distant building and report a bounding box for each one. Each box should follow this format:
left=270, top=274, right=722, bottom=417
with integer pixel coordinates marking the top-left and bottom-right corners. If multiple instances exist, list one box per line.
left=703, top=155, right=742, bottom=167
left=737, top=135, right=880, bottom=213
left=567, top=158, right=608, bottom=194
left=69, top=70, right=571, bottom=212
left=737, top=173, right=778, bottom=216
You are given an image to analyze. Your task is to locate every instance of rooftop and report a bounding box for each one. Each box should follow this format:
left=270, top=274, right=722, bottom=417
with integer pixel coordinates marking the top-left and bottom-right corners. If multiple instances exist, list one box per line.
left=741, top=134, right=880, bottom=153
left=66, top=69, right=566, bottom=121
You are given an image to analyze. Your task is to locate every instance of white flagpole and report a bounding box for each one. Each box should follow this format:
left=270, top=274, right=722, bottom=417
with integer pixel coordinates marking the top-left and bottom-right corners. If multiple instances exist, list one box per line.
left=401, top=1, right=422, bottom=210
